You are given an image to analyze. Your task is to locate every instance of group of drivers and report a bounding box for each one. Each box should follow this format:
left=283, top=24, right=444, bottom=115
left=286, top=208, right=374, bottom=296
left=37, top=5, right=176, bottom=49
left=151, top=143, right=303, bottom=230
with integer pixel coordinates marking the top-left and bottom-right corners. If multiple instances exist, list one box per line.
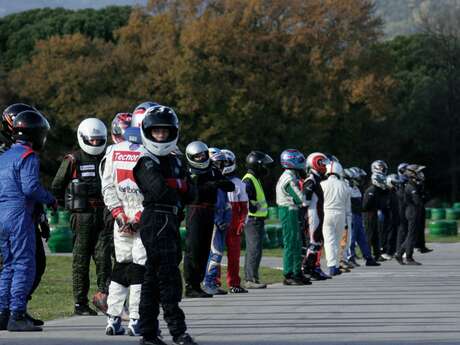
left=0, top=101, right=431, bottom=345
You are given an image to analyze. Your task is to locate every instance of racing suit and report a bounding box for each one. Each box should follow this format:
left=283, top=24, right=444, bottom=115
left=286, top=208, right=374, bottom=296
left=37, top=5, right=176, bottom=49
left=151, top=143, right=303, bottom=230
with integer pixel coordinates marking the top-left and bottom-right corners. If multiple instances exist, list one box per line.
left=52, top=149, right=112, bottom=306
left=101, top=140, right=146, bottom=320
left=133, top=149, right=192, bottom=339
left=383, top=189, right=400, bottom=256
left=276, top=169, right=307, bottom=278
left=222, top=176, right=248, bottom=288
left=362, top=185, right=387, bottom=260
left=183, top=168, right=234, bottom=293
left=0, top=143, right=55, bottom=315
left=348, top=185, right=373, bottom=260
left=203, top=189, right=232, bottom=290
left=320, top=175, right=351, bottom=269
left=302, top=172, right=325, bottom=275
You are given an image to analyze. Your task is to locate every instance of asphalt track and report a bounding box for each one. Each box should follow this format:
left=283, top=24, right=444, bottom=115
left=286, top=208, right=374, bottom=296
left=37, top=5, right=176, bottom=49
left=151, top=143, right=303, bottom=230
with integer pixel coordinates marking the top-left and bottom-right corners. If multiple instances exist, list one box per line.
left=1, top=242, right=459, bottom=345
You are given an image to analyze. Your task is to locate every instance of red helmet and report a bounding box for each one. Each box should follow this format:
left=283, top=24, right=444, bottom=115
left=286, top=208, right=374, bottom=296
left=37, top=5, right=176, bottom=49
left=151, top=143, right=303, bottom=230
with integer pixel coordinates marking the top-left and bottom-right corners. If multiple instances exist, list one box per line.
left=111, top=112, right=132, bottom=143
left=306, top=152, right=329, bottom=175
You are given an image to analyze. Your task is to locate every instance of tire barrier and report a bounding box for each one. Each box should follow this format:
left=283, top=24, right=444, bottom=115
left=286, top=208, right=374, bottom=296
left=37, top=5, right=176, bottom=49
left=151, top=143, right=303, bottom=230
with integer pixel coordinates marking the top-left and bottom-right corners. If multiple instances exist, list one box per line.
left=428, top=220, right=458, bottom=236
left=430, top=208, right=446, bottom=221
left=445, top=208, right=460, bottom=220
left=47, top=210, right=73, bottom=253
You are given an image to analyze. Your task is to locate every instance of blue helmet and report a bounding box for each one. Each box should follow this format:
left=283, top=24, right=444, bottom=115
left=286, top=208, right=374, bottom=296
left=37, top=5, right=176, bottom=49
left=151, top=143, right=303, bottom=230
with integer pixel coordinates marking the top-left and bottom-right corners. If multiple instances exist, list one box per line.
left=280, top=149, right=305, bottom=170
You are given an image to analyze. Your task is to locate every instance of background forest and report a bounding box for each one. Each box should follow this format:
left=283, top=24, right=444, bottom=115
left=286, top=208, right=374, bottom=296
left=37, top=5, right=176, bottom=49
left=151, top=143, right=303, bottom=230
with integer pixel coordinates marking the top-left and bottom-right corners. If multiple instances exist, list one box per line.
left=0, top=0, right=459, bottom=202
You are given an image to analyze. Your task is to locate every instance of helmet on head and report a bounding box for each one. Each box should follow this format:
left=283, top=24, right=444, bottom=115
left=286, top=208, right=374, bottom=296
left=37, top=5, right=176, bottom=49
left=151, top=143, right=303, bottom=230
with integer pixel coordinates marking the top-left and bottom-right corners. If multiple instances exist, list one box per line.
left=186, top=141, right=210, bottom=174
left=371, top=172, right=387, bottom=189
left=280, top=149, right=305, bottom=170
left=343, top=168, right=357, bottom=180
left=77, top=118, right=107, bottom=155
left=246, top=151, right=273, bottom=177
left=325, top=153, right=339, bottom=163
left=13, top=110, right=50, bottom=151
left=209, top=147, right=227, bottom=172
left=386, top=173, right=403, bottom=189
left=111, top=112, right=132, bottom=143
left=306, top=152, right=329, bottom=175
left=221, top=149, right=236, bottom=175
left=397, top=162, right=409, bottom=183
left=404, top=164, right=426, bottom=184
left=140, top=106, right=179, bottom=156
left=132, top=101, right=159, bottom=128
left=2, top=103, right=38, bottom=142
left=325, top=160, right=343, bottom=177
left=371, top=160, right=388, bottom=175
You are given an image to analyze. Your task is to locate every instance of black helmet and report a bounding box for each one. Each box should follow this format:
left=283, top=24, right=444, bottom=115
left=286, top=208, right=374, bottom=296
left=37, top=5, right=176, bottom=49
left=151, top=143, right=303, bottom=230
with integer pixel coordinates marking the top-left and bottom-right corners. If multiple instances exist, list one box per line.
left=246, top=151, right=273, bottom=176
left=2, top=103, right=37, bottom=142
left=13, top=110, right=50, bottom=151
left=140, top=106, right=179, bottom=156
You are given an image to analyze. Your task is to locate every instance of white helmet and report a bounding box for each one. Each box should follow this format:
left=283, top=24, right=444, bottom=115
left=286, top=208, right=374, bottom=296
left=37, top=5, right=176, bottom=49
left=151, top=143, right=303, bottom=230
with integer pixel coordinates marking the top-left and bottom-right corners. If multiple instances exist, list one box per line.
left=186, top=141, right=210, bottom=174
left=140, top=106, right=179, bottom=156
left=325, top=160, right=343, bottom=177
left=221, top=149, right=236, bottom=175
left=371, top=160, right=388, bottom=175
left=77, top=118, right=107, bottom=155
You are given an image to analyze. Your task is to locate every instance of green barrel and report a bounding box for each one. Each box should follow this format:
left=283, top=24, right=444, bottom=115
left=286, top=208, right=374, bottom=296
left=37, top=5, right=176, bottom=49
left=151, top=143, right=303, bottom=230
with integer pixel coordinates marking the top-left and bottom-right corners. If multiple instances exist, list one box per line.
left=179, top=227, right=187, bottom=249
left=425, top=208, right=431, bottom=219
left=47, top=225, right=73, bottom=253
left=47, top=210, right=59, bottom=225
left=453, top=202, right=460, bottom=209
left=430, top=208, right=446, bottom=221
left=445, top=208, right=460, bottom=220
left=58, top=210, right=71, bottom=225
left=445, top=220, right=458, bottom=235
left=268, top=207, right=278, bottom=220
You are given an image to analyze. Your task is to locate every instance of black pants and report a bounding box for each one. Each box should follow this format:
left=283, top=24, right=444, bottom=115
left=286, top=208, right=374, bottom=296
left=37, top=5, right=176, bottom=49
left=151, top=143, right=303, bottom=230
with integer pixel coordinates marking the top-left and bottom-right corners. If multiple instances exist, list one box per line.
left=383, top=222, right=398, bottom=256
left=139, top=209, right=186, bottom=338
left=364, top=213, right=381, bottom=259
left=397, top=208, right=418, bottom=259
left=415, top=207, right=426, bottom=249
left=183, top=206, right=214, bottom=290
left=28, top=225, right=46, bottom=300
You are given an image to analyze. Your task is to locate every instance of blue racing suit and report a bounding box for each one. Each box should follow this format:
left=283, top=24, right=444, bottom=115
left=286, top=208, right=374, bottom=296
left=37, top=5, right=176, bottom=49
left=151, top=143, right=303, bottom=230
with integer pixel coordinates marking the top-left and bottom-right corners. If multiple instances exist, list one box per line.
left=0, top=143, right=55, bottom=313
left=203, top=189, right=232, bottom=288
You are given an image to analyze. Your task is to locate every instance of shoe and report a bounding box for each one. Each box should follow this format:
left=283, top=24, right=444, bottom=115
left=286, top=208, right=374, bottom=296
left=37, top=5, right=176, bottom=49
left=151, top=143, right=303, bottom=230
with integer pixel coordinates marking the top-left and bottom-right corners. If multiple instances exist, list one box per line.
left=0, top=309, right=9, bottom=330
left=283, top=277, right=303, bottom=286
left=418, top=247, right=433, bottom=254
left=201, top=285, right=218, bottom=295
left=394, top=255, right=405, bottom=265
left=314, top=267, right=332, bottom=279
left=406, top=258, right=422, bottom=266
left=74, top=304, right=98, bottom=316
left=173, top=332, right=198, bottom=345
left=185, top=287, right=213, bottom=298
left=349, top=257, right=361, bottom=267
left=140, top=336, right=168, bottom=345
left=244, top=280, right=267, bottom=289
left=293, top=273, right=312, bottom=285
left=229, top=286, right=248, bottom=293
left=25, top=312, right=44, bottom=326
left=92, top=291, right=108, bottom=314
left=376, top=256, right=387, bottom=262
left=328, top=267, right=341, bottom=276
left=7, top=312, right=42, bottom=332
left=339, top=266, right=351, bottom=273
left=309, top=268, right=327, bottom=281
left=365, top=259, right=381, bottom=266
left=215, top=287, right=228, bottom=295
left=128, top=318, right=140, bottom=336
left=340, top=260, right=354, bottom=269
left=105, top=316, right=125, bottom=335
left=381, top=253, right=393, bottom=260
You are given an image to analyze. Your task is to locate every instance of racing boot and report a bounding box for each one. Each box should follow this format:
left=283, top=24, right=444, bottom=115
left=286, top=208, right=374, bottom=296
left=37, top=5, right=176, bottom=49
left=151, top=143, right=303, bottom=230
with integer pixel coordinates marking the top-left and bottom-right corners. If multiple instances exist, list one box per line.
left=25, top=312, right=44, bottom=326
left=0, top=309, right=9, bottom=330
left=7, top=312, right=42, bottom=332
left=140, top=335, right=168, bottom=345
left=173, top=332, right=198, bottom=345
left=406, top=258, right=422, bottom=266
left=293, top=273, right=312, bottom=285
left=105, top=316, right=125, bottom=335
left=74, top=303, right=98, bottom=316
left=128, top=318, right=140, bottom=336
left=201, top=284, right=218, bottom=296
left=185, top=286, right=213, bottom=298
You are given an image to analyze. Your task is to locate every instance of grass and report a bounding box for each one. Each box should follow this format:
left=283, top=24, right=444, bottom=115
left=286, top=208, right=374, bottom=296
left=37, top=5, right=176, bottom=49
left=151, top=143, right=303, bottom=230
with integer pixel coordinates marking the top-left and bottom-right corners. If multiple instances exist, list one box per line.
left=28, top=255, right=283, bottom=321
left=426, top=234, right=460, bottom=243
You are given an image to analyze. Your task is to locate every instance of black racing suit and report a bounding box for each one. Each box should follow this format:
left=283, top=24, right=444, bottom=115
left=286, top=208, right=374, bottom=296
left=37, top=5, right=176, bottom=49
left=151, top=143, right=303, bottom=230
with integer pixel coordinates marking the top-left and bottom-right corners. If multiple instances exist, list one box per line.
left=133, top=152, right=192, bottom=338
left=183, top=168, right=234, bottom=291
left=382, top=189, right=400, bottom=256
left=397, top=182, right=424, bottom=259
left=362, top=185, right=388, bottom=259
left=415, top=186, right=428, bottom=250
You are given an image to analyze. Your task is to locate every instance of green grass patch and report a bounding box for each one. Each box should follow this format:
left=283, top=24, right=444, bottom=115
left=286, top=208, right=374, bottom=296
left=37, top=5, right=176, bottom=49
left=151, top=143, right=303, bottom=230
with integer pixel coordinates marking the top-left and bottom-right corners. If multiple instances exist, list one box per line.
left=29, top=255, right=284, bottom=321
left=426, top=234, right=460, bottom=243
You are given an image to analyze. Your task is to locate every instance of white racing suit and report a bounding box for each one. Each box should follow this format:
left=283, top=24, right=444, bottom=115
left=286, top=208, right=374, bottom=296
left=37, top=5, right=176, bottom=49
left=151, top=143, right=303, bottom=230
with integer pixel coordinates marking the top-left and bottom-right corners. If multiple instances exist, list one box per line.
left=320, top=175, right=351, bottom=269
left=101, top=141, right=146, bottom=320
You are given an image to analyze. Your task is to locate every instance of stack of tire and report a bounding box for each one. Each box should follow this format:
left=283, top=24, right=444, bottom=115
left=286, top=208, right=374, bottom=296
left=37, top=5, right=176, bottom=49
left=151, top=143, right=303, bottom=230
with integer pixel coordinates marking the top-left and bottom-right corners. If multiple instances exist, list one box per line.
left=47, top=210, right=73, bottom=253
left=428, top=203, right=459, bottom=237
